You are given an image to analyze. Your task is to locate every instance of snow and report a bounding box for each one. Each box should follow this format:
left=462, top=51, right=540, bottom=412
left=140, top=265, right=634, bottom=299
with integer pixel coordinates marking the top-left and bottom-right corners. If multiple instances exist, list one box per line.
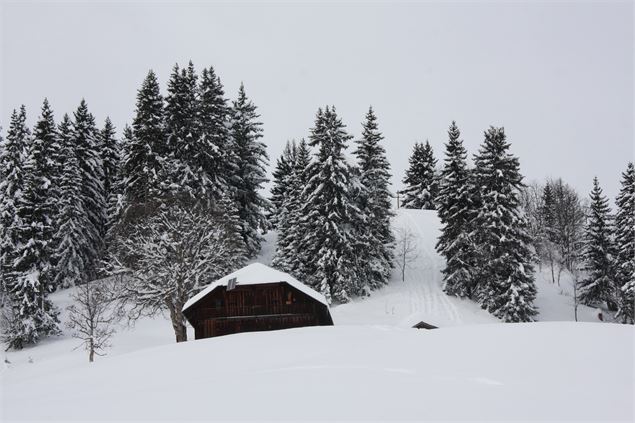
left=2, top=209, right=632, bottom=421
left=2, top=323, right=632, bottom=421
left=183, top=262, right=328, bottom=311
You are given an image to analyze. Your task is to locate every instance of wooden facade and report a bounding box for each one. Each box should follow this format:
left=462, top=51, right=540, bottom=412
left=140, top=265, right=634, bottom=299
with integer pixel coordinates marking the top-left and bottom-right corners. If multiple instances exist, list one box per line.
left=184, top=281, right=333, bottom=339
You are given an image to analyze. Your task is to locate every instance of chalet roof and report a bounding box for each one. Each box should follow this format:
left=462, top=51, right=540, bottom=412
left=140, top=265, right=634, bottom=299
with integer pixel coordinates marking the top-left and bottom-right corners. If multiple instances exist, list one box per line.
left=182, top=263, right=329, bottom=312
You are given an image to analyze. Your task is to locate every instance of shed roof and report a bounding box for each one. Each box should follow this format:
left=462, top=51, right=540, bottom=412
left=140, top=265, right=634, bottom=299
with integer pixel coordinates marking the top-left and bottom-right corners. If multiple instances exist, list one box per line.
left=182, top=262, right=329, bottom=312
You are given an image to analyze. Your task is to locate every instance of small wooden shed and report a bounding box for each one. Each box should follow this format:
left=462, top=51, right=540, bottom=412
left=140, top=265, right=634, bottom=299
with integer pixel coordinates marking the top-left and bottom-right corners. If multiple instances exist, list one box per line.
left=412, top=321, right=438, bottom=330
left=183, top=263, right=333, bottom=339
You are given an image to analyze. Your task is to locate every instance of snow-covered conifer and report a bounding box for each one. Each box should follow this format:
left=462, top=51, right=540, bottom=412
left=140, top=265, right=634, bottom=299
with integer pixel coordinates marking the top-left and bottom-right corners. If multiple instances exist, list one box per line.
left=72, top=100, right=106, bottom=279
left=53, top=114, right=87, bottom=288
left=272, top=139, right=311, bottom=275
left=614, top=163, right=634, bottom=323
left=299, top=107, right=356, bottom=303
left=164, top=62, right=205, bottom=196
left=3, top=106, right=61, bottom=349
left=401, top=141, right=438, bottom=210
left=436, top=121, right=476, bottom=297
left=353, top=107, right=394, bottom=290
left=470, top=127, right=537, bottom=322
left=579, top=177, right=617, bottom=309
left=99, top=117, right=120, bottom=234
left=269, top=140, right=297, bottom=228
left=230, top=83, right=269, bottom=257
left=123, top=70, right=165, bottom=206
left=198, top=66, right=234, bottom=200
left=0, top=107, right=28, bottom=294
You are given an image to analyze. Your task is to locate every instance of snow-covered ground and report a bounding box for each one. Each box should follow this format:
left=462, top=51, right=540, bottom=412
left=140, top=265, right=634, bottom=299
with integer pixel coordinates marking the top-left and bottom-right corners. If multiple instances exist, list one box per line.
left=333, top=209, right=604, bottom=326
left=1, top=209, right=632, bottom=421
left=3, top=323, right=632, bottom=421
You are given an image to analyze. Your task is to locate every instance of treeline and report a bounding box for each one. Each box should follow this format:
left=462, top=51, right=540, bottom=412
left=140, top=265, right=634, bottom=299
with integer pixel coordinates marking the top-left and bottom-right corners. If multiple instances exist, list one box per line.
left=399, top=124, right=634, bottom=323
left=0, top=62, right=269, bottom=348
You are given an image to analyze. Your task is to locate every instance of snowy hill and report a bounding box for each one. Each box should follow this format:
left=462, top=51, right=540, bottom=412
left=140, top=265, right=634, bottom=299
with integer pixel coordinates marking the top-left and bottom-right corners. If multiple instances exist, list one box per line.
left=2, top=209, right=631, bottom=421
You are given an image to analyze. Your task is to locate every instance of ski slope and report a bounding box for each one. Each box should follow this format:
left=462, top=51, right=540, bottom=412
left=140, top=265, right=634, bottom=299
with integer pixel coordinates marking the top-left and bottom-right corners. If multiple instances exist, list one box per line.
left=333, top=209, right=603, bottom=326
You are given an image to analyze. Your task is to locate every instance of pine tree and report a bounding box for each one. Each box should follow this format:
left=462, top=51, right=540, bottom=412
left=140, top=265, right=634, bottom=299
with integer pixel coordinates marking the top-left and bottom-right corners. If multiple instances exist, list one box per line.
left=99, top=117, right=120, bottom=235
left=470, top=127, right=537, bottom=322
left=198, top=66, right=234, bottom=200
left=353, top=107, right=394, bottom=291
left=72, top=100, right=105, bottom=279
left=269, top=140, right=297, bottom=228
left=401, top=141, right=438, bottom=210
left=614, top=163, right=634, bottom=323
left=579, top=177, right=617, bottom=309
left=5, top=106, right=61, bottom=349
left=53, top=114, right=87, bottom=288
left=299, top=107, right=357, bottom=303
left=436, top=121, right=476, bottom=298
left=163, top=61, right=205, bottom=197
left=123, top=70, right=165, bottom=206
left=230, top=83, right=269, bottom=257
left=0, top=107, right=28, bottom=295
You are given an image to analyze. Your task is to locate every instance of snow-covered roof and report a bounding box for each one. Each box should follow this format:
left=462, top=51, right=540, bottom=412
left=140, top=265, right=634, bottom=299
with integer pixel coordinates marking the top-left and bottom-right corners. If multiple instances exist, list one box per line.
left=182, top=263, right=328, bottom=312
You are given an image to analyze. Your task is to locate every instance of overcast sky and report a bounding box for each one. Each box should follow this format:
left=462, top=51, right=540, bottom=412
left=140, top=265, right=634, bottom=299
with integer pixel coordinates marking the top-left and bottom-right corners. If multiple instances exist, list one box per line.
left=1, top=0, right=632, bottom=201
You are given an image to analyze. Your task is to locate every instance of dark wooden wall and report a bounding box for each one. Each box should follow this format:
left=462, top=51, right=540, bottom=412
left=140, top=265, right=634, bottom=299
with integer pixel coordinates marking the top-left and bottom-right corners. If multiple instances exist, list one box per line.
left=184, top=282, right=333, bottom=339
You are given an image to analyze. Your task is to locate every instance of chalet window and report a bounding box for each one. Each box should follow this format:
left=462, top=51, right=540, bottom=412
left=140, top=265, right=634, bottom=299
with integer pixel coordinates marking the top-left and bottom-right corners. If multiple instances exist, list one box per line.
left=214, top=298, right=223, bottom=308
left=286, top=291, right=293, bottom=305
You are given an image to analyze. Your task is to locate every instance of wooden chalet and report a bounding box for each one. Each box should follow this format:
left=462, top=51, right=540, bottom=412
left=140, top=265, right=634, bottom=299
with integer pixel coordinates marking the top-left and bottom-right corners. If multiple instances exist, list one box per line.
left=183, top=263, right=333, bottom=339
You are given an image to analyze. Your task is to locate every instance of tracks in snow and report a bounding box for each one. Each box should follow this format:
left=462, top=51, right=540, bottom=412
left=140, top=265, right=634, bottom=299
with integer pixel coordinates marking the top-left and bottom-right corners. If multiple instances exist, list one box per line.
left=401, top=211, right=462, bottom=324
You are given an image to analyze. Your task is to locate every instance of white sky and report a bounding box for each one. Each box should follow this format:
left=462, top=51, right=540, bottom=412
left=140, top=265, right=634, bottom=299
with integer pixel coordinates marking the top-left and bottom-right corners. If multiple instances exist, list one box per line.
left=1, top=0, right=632, bottom=202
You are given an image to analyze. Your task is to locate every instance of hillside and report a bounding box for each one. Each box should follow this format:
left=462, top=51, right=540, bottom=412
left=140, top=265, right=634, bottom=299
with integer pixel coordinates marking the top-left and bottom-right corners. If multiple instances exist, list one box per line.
left=2, top=209, right=630, bottom=421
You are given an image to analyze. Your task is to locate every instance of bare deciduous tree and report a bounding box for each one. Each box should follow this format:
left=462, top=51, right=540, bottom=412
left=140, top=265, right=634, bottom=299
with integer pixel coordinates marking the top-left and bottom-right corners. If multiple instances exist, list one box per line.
left=108, top=198, right=246, bottom=343
left=395, top=227, right=419, bottom=282
left=67, top=279, right=118, bottom=362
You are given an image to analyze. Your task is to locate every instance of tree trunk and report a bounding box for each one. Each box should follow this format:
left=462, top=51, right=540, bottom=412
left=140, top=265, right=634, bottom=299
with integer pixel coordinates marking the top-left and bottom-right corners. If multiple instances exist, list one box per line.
left=550, top=260, right=555, bottom=284
left=89, top=338, right=95, bottom=362
left=166, top=300, right=188, bottom=343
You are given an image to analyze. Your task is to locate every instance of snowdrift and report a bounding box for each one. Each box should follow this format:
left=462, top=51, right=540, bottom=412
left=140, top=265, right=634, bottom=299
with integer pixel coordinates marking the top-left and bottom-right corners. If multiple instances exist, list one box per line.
left=2, top=323, right=632, bottom=421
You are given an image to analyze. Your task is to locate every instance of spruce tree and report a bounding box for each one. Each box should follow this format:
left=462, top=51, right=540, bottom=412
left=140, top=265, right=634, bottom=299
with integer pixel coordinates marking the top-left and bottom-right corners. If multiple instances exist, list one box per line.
left=99, top=117, right=120, bottom=234
left=614, top=162, right=634, bottom=323
left=123, top=70, right=165, bottom=206
left=470, top=127, right=537, bottom=322
left=30, top=99, right=62, bottom=292
left=272, top=139, right=311, bottom=275
left=401, top=141, right=438, bottom=210
left=579, top=177, right=617, bottom=309
left=269, top=140, right=297, bottom=228
left=0, top=108, right=28, bottom=294
left=198, top=66, right=234, bottom=200
left=164, top=62, right=205, bottom=197
left=72, top=100, right=105, bottom=279
left=230, top=83, right=269, bottom=257
left=54, top=114, right=87, bottom=288
left=299, top=107, right=356, bottom=303
left=6, top=106, right=61, bottom=349
left=353, top=107, right=394, bottom=290
left=436, top=121, right=476, bottom=298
